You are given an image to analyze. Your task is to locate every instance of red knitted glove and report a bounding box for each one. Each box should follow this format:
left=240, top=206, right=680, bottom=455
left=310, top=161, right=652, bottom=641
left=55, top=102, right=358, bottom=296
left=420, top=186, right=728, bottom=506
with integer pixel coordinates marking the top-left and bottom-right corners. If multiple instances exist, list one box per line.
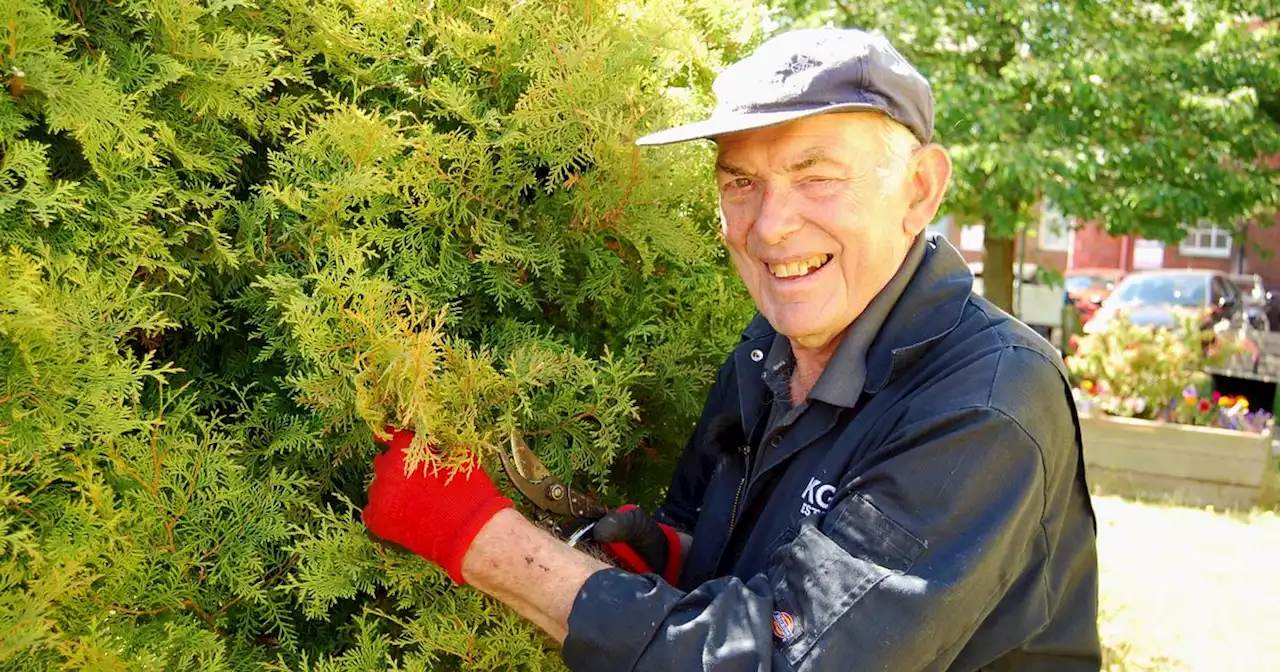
left=362, top=427, right=513, bottom=584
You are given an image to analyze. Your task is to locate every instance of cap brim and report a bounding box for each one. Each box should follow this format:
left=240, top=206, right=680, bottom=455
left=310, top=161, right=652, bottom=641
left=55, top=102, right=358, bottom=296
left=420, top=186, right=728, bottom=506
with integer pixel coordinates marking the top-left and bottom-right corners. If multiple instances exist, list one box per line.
left=635, top=102, right=890, bottom=146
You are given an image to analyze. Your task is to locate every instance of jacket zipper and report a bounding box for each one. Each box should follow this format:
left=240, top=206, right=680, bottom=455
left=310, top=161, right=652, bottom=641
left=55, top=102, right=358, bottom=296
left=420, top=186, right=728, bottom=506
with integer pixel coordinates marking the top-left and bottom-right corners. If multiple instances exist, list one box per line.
left=727, top=444, right=751, bottom=534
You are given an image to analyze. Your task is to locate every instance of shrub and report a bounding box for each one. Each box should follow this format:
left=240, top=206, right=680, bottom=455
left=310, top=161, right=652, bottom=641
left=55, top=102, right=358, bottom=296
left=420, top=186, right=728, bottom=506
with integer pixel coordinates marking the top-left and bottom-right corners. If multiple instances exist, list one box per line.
left=0, top=0, right=762, bottom=668
left=1066, top=311, right=1270, bottom=432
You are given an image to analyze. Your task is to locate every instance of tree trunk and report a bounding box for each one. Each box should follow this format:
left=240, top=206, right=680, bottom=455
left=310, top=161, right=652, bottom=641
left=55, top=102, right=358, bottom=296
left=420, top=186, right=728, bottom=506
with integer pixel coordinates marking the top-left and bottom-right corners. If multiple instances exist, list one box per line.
left=983, top=232, right=1017, bottom=314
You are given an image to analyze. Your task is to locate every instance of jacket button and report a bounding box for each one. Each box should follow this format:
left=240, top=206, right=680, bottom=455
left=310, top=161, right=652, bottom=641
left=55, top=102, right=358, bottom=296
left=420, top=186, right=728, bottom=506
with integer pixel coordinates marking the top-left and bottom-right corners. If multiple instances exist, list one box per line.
left=770, top=435, right=783, bottom=447
left=750, top=349, right=764, bottom=362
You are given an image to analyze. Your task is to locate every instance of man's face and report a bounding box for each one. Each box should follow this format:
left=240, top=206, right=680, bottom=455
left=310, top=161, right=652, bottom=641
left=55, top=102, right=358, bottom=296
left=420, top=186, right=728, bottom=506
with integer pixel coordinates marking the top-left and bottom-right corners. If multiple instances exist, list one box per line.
left=715, top=113, right=921, bottom=351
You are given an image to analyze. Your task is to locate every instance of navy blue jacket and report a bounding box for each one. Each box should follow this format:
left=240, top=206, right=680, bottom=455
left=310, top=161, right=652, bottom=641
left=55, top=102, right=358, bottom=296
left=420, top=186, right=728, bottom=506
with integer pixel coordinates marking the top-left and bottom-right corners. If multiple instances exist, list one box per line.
left=563, top=235, right=1101, bottom=671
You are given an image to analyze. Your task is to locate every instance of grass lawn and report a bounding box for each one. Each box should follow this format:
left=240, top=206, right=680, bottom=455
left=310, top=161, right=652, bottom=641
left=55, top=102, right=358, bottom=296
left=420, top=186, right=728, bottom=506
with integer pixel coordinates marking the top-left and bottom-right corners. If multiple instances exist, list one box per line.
left=1094, top=492, right=1280, bottom=671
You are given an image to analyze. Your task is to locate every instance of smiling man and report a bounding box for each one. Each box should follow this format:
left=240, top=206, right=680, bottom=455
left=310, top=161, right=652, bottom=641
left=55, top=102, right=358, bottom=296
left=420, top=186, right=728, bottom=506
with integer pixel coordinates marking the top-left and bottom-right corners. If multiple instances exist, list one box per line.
left=362, top=28, right=1101, bottom=671
left=712, top=111, right=938, bottom=403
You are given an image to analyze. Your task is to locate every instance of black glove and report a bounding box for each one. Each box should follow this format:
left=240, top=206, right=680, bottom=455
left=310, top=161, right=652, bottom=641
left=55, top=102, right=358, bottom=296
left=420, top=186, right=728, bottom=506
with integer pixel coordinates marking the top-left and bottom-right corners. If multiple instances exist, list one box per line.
left=577, top=414, right=742, bottom=583
left=589, top=505, right=684, bottom=584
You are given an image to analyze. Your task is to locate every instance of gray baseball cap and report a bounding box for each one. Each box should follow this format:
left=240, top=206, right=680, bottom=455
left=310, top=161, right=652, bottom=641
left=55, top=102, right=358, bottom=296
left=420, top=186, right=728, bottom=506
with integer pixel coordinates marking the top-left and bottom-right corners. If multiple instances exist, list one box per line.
left=636, top=28, right=934, bottom=146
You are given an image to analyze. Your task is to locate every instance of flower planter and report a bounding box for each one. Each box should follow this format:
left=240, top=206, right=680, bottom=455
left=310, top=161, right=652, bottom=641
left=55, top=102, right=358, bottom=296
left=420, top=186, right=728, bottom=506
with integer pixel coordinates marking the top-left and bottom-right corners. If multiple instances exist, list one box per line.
left=1080, top=414, right=1274, bottom=509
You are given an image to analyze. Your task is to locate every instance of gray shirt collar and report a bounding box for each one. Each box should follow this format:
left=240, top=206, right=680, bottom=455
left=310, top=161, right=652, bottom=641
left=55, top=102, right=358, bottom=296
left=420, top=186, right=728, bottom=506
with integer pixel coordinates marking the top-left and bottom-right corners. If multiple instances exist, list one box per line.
left=761, top=331, right=797, bottom=407
left=763, top=234, right=928, bottom=409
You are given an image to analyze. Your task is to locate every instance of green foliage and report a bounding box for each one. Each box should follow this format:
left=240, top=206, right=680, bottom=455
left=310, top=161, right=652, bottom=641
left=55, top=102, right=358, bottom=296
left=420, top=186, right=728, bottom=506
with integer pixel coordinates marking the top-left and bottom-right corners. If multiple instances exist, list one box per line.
left=0, top=0, right=761, bottom=667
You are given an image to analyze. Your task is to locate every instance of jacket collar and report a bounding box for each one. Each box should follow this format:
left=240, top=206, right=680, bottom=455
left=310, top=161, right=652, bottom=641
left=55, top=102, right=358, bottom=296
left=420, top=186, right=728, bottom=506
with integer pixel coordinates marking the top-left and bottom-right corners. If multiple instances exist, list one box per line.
left=809, top=233, right=926, bottom=407
left=863, top=233, right=973, bottom=393
left=735, top=232, right=973, bottom=403
left=740, top=312, right=775, bottom=341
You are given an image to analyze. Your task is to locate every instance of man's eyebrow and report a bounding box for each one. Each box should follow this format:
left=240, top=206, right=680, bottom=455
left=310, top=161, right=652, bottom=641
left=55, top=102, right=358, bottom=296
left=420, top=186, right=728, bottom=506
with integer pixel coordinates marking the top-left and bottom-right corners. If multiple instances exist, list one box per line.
left=714, top=161, right=750, bottom=176
left=785, top=148, right=837, bottom=172
left=714, top=148, right=842, bottom=176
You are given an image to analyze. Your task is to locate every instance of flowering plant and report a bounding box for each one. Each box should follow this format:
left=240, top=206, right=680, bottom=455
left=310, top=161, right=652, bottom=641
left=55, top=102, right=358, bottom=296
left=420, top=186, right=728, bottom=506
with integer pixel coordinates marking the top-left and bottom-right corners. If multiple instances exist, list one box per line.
left=1164, top=388, right=1274, bottom=433
left=1065, top=310, right=1272, bottom=433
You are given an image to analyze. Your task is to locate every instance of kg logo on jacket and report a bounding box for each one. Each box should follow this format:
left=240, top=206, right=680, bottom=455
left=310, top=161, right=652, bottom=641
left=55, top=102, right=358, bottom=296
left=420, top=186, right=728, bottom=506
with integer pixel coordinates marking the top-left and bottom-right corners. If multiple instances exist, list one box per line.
left=799, top=477, right=835, bottom=516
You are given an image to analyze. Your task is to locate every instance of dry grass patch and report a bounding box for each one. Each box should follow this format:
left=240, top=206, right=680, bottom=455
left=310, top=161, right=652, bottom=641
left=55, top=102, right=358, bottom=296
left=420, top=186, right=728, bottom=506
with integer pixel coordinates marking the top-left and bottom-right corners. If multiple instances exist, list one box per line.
left=1094, top=492, right=1280, bottom=671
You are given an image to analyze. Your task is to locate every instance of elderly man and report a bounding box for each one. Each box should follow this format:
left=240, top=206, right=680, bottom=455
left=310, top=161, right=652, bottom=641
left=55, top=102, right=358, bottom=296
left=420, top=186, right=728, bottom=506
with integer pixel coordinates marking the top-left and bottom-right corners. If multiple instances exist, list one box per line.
left=363, top=27, right=1101, bottom=671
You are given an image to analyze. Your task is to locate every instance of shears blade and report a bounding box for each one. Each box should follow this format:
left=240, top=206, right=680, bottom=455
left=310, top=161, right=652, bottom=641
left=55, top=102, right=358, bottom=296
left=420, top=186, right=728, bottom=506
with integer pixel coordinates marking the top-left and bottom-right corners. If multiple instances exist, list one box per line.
left=500, top=434, right=605, bottom=520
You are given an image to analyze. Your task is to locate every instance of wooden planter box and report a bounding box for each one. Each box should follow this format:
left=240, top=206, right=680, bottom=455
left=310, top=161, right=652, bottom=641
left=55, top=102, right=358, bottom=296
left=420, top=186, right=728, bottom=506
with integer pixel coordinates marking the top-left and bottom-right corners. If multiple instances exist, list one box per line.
left=1080, top=414, right=1274, bottom=509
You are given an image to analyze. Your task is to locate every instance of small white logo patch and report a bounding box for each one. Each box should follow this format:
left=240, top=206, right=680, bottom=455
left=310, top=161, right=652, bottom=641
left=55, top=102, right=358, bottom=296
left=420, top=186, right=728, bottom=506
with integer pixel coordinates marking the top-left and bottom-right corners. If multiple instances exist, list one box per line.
left=799, top=477, right=835, bottom=516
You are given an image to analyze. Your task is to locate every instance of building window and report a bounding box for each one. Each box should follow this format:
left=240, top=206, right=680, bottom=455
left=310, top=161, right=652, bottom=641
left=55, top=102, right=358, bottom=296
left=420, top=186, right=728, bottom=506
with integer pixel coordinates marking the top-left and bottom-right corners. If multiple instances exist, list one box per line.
left=1178, top=223, right=1233, bottom=259
left=1132, top=239, right=1165, bottom=270
left=1039, top=203, right=1072, bottom=252
left=960, top=223, right=984, bottom=251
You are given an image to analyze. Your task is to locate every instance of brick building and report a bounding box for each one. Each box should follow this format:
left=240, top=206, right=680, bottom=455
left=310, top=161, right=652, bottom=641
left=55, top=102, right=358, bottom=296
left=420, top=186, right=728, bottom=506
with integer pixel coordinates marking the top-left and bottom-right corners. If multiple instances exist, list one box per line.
left=1069, top=214, right=1280, bottom=288
left=931, top=207, right=1280, bottom=289
left=928, top=203, right=1073, bottom=276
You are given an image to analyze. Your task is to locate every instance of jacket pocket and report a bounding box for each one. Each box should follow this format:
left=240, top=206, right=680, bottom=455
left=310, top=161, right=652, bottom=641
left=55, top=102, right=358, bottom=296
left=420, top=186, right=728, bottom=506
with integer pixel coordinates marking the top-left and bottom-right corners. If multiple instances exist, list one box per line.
left=769, top=493, right=927, bottom=665
left=827, top=493, right=927, bottom=572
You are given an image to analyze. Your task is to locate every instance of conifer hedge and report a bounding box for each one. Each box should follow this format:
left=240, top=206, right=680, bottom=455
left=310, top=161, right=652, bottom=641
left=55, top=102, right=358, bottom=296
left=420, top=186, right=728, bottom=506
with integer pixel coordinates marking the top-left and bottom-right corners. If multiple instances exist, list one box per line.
left=0, top=0, right=761, bottom=667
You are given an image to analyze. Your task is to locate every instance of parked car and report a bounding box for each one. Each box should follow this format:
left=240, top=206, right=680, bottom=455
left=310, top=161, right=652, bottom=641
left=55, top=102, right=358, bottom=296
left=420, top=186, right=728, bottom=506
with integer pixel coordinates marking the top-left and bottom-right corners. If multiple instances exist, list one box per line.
left=1265, top=284, right=1280, bottom=332
left=1084, top=269, right=1261, bottom=370
left=1228, top=273, right=1272, bottom=332
left=1065, top=267, right=1125, bottom=326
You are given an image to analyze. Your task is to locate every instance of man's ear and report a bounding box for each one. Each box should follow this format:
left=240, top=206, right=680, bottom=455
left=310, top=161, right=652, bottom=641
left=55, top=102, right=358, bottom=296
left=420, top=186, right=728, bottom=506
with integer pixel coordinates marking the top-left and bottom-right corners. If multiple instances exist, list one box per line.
left=903, top=144, right=952, bottom=236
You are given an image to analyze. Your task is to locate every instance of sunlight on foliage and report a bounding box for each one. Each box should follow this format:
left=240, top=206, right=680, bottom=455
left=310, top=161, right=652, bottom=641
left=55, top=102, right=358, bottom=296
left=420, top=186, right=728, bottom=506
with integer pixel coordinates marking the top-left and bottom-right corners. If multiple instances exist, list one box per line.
left=0, top=0, right=764, bottom=667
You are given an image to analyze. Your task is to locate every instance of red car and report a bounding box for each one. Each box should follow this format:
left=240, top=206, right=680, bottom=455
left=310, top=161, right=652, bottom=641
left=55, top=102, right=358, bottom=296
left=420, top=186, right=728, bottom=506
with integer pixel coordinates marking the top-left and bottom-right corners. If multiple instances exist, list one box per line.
left=1065, top=268, right=1125, bottom=325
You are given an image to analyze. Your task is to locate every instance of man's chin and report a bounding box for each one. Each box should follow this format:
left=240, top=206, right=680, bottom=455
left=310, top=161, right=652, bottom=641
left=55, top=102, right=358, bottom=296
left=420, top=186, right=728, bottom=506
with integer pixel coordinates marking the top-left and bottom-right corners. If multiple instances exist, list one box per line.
left=787, top=331, right=844, bottom=352
left=768, top=318, right=841, bottom=351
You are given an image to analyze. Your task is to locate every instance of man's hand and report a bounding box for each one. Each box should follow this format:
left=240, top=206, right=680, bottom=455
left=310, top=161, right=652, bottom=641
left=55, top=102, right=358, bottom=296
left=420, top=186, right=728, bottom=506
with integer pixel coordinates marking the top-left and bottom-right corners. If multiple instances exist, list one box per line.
left=363, top=427, right=608, bottom=644
left=362, top=427, right=513, bottom=584
left=590, top=505, right=685, bottom=585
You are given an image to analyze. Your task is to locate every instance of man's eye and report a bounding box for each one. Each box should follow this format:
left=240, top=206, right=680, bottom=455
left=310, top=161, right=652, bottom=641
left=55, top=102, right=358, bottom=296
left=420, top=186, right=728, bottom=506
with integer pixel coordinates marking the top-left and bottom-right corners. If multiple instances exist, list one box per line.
left=728, top=178, right=753, bottom=189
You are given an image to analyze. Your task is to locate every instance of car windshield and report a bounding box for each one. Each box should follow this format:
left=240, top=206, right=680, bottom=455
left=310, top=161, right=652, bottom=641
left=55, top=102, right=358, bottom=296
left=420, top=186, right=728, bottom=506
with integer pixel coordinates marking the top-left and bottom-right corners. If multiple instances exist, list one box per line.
left=1109, top=274, right=1207, bottom=307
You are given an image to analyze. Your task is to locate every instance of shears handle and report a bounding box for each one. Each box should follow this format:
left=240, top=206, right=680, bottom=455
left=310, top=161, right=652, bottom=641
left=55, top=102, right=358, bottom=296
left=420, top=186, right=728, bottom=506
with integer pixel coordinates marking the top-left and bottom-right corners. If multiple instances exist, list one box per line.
left=602, top=539, right=659, bottom=575
left=564, top=505, right=684, bottom=583
left=564, top=517, right=656, bottom=575
left=565, top=519, right=599, bottom=548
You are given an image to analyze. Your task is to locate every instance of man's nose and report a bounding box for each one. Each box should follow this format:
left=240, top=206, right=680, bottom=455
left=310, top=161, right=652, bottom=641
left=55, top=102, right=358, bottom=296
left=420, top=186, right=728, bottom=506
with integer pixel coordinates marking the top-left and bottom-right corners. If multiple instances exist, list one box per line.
left=753, top=185, right=803, bottom=246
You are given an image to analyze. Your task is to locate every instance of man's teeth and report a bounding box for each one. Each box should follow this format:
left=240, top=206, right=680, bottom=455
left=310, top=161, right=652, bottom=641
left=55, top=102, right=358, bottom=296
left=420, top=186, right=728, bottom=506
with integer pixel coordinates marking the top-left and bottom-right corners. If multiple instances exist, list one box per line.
left=769, top=255, right=830, bottom=279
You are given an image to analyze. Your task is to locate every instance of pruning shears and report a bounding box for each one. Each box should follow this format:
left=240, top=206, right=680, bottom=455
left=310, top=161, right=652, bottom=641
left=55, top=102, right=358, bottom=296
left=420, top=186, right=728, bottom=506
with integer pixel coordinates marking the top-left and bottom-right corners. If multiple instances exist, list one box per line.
left=498, top=433, right=681, bottom=581
left=498, top=434, right=607, bottom=547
